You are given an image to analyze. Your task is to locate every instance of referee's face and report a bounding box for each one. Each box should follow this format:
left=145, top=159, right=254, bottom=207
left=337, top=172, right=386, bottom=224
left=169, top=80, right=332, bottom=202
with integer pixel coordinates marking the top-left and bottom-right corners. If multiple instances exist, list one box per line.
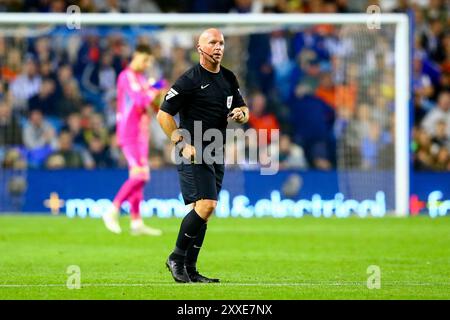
left=198, top=29, right=224, bottom=63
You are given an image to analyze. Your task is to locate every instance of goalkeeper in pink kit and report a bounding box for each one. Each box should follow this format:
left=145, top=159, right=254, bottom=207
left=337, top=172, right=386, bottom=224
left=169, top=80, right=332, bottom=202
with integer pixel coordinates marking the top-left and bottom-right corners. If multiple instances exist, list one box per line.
left=102, top=44, right=164, bottom=236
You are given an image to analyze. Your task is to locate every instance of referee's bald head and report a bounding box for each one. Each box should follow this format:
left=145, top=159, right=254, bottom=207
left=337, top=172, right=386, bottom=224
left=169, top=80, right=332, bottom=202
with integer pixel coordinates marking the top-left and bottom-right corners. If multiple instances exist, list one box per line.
left=198, top=28, right=223, bottom=45
left=197, top=28, right=224, bottom=65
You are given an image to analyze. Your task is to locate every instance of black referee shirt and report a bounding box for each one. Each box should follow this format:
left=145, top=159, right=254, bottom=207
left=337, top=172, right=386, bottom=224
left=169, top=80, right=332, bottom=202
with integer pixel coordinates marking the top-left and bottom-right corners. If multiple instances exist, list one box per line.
left=160, top=63, right=246, bottom=146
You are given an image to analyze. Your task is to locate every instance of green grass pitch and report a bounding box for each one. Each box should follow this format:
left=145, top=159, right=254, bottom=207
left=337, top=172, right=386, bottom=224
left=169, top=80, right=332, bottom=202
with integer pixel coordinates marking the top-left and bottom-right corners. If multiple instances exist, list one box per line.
left=0, top=215, right=449, bottom=299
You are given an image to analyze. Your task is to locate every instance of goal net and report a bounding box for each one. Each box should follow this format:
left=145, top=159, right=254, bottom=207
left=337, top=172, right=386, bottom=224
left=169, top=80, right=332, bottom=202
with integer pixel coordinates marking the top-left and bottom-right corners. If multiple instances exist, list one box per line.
left=0, top=13, right=410, bottom=215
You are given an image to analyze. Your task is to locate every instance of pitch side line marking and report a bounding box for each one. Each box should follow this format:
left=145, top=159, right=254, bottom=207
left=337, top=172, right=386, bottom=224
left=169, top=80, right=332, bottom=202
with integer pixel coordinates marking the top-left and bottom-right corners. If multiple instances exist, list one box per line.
left=1, top=282, right=449, bottom=288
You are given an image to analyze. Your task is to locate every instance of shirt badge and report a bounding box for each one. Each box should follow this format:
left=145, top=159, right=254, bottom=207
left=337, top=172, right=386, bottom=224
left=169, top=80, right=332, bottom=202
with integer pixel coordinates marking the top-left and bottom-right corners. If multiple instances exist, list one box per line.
left=227, top=96, right=233, bottom=109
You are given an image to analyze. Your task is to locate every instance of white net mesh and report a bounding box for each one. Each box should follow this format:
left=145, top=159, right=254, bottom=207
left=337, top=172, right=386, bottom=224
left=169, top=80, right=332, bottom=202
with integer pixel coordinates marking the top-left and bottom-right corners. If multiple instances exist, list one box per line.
left=0, top=16, right=405, bottom=213
left=334, top=24, right=397, bottom=210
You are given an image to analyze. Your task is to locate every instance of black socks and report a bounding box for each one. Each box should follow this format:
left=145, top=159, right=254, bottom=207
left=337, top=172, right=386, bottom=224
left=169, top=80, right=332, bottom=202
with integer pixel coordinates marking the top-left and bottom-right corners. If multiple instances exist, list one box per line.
left=185, top=223, right=207, bottom=270
left=170, top=209, right=206, bottom=261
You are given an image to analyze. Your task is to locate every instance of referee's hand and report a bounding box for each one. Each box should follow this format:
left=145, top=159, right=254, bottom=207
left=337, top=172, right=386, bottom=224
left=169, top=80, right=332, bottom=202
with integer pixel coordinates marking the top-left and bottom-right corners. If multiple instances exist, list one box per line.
left=229, top=109, right=245, bottom=123
left=181, top=144, right=196, bottom=163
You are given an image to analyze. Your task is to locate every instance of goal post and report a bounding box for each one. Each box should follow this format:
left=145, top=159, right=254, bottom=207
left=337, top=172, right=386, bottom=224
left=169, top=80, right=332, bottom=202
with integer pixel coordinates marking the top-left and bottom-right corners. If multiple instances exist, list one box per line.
left=0, top=13, right=410, bottom=216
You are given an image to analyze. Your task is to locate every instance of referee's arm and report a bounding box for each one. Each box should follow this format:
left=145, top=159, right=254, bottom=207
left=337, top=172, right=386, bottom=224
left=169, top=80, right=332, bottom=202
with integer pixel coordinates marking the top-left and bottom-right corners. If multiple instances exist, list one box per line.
left=156, top=109, right=196, bottom=159
left=156, top=109, right=183, bottom=143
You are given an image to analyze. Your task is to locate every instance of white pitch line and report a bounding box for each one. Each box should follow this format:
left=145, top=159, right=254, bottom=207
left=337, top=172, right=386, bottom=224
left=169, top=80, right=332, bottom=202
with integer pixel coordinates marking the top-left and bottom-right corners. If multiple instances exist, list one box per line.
left=0, top=281, right=449, bottom=288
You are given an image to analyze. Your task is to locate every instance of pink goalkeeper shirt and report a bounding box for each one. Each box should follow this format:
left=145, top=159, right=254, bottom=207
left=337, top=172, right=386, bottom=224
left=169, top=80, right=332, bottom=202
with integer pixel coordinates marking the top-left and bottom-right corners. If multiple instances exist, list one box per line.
left=116, top=67, right=158, bottom=147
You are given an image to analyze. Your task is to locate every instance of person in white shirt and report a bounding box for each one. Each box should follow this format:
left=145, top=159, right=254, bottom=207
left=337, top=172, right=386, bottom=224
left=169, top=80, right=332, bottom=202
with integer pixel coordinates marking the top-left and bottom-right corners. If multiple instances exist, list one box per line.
left=421, top=91, right=450, bottom=138
left=10, top=57, right=42, bottom=111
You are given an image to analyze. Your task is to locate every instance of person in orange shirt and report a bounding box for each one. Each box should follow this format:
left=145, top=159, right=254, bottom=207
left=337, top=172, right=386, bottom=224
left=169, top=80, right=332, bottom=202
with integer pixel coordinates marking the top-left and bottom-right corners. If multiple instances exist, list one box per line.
left=315, top=70, right=357, bottom=114
left=314, top=72, right=335, bottom=109
left=248, top=91, right=280, bottom=146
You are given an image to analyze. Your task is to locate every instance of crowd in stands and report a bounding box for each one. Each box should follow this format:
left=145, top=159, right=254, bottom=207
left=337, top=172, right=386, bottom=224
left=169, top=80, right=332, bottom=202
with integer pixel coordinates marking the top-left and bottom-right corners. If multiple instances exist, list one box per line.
left=0, top=0, right=449, bottom=171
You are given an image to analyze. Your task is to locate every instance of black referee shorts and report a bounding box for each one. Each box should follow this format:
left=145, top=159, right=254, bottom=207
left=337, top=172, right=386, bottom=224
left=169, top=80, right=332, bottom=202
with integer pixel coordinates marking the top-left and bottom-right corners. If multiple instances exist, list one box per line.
left=176, top=162, right=224, bottom=205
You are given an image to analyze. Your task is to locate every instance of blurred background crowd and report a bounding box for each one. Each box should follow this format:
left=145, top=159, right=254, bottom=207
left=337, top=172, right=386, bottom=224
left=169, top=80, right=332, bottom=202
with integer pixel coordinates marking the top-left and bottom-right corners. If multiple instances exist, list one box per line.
left=0, top=0, right=449, bottom=172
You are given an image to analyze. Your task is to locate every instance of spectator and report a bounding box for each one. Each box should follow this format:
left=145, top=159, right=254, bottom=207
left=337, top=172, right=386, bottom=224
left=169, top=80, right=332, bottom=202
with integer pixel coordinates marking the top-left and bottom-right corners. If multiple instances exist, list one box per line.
left=101, top=0, right=124, bottom=13
left=61, top=112, right=86, bottom=147
left=0, top=100, right=22, bottom=146
left=434, top=70, right=450, bottom=99
left=322, top=0, right=338, bottom=13
left=248, top=91, right=280, bottom=146
left=432, top=147, right=450, bottom=171
left=49, top=0, right=66, bottom=13
left=229, top=0, right=262, bottom=13
left=82, top=113, right=110, bottom=147
left=423, top=0, right=448, bottom=24
left=334, top=63, right=359, bottom=111
left=45, top=153, right=66, bottom=169
left=315, top=72, right=336, bottom=109
left=3, top=47, right=21, bottom=82
left=289, top=83, right=335, bottom=170
left=412, top=52, right=434, bottom=104
left=169, top=46, right=193, bottom=83
left=279, top=134, right=308, bottom=169
left=78, top=0, right=97, bottom=13
left=350, top=104, right=373, bottom=140
left=338, top=107, right=370, bottom=169
left=434, top=31, right=450, bottom=65
left=125, top=0, right=161, bottom=13
left=263, top=0, right=297, bottom=13
left=103, top=91, right=117, bottom=130
left=422, top=18, right=444, bottom=60
left=55, top=79, right=83, bottom=118
left=377, top=114, right=396, bottom=170
left=33, top=37, right=54, bottom=65
left=246, top=33, right=274, bottom=94
left=422, top=91, right=450, bottom=137
left=289, top=49, right=321, bottom=101
left=430, top=119, right=450, bottom=151
left=22, top=109, right=57, bottom=167
left=55, top=64, right=75, bottom=96
left=414, top=89, right=428, bottom=126
left=413, top=128, right=434, bottom=171
left=23, top=109, right=57, bottom=151
left=183, top=0, right=232, bottom=12
left=28, top=78, right=57, bottom=116
left=79, top=103, right=95, bottom=129
left=39, top=61, right=57, bottom=81
left=2, top=148, right=27, bottom=169
left=151, top=41, right=172, bottom=81
left=10, top=56, right=42, bottom=111
left=269, top=30, right=295, bottom=101
left=361, top=122, right=386, bottom=170
left=75, top=34, right=100, bottom=80
left=87, top=136, right=115, bottom=168
left=80, top=54, right=105, bottom=107
left=98, top=51, right=117, bottom=98
left=46, top=131, right=93, bottom=169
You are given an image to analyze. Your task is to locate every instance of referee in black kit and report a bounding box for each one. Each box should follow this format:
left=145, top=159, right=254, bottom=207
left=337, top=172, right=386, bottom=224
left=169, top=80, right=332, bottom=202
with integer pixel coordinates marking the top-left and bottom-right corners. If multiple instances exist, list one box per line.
left=157, top=28, right=249, bottom=283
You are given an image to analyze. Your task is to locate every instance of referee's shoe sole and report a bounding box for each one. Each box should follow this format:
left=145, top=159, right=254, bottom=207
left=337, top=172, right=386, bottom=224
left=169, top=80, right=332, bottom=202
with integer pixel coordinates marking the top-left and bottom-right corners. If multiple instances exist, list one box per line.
left=165, top=258, right=191, bottom=283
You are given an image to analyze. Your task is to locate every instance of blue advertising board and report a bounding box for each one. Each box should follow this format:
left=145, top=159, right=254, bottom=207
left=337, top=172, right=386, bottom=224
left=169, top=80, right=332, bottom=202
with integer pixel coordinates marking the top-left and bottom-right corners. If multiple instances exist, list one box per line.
left=1, top=169, right=449, bottom=218
left=410, top=172, right=450, bottom=217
